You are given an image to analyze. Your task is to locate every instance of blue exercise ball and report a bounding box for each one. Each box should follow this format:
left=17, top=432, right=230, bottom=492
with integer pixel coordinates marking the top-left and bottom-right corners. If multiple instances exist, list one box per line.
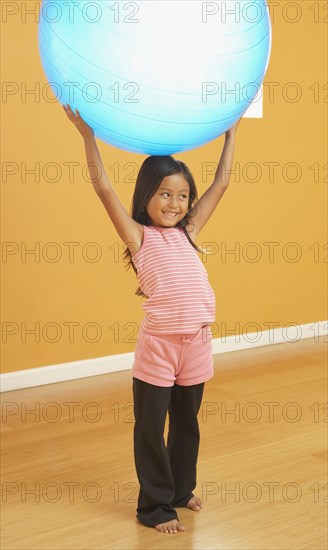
left=38, top=0, right=271, bottom=155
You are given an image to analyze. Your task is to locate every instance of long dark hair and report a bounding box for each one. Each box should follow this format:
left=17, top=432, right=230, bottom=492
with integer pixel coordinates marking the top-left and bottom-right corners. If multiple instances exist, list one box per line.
left=122, top=155, right=205, bottom=297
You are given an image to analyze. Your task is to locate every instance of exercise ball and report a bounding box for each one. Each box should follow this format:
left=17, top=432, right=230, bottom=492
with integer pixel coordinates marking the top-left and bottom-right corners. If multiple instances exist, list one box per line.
left=38, top=0, right=271, bottom=155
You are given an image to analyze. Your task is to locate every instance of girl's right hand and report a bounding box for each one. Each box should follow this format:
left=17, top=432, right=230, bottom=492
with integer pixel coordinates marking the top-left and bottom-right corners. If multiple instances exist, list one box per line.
left=63, top=104, right=95, bottom=140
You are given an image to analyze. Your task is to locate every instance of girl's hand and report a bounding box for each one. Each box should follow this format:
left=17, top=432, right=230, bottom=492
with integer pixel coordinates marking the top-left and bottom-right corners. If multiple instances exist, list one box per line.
left=226, top=117, right=242, bottom=138
left=63, top=104, right=94, bottom=140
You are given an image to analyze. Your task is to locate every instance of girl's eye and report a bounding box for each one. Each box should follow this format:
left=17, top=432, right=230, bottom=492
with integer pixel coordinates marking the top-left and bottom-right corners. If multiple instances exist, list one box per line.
left=161, top=193, right=188, bottom=199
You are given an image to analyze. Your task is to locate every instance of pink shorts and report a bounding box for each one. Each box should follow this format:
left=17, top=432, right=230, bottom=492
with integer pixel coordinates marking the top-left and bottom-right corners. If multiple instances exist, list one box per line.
left=132, top=324, right=214, bottom=387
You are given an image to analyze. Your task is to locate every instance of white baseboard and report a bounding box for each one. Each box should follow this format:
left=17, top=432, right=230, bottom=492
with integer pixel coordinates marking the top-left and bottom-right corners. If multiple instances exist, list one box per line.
left=1, top=321, right=327, bottom=393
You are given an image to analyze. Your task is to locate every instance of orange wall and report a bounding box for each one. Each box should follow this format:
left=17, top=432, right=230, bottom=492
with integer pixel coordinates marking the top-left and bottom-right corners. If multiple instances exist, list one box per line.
left=1, top=1, right=327, bottom=374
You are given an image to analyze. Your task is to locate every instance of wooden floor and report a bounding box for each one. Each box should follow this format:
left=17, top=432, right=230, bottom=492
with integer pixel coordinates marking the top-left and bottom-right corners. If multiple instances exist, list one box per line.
left=1, top=336, right=327, bottom=550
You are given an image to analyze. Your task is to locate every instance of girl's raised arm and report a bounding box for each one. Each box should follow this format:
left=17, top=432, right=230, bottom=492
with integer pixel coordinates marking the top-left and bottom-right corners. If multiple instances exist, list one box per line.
left=63, top=105, right=142, bottom=251
left=188, top=118, right=241, bottom=239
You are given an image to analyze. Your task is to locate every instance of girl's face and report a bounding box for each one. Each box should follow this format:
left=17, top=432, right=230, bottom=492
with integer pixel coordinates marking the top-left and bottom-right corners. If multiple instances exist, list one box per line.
left=146, top=173, right=190, bottom=228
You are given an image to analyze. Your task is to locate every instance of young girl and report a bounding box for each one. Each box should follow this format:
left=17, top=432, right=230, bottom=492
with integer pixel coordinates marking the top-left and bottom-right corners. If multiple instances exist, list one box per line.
left=63, top=104, right=240, bottom=534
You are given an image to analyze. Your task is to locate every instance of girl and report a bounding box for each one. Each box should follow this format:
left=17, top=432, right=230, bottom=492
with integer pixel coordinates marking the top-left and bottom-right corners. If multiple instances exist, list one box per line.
left=63, top=104, right=240, bottom=533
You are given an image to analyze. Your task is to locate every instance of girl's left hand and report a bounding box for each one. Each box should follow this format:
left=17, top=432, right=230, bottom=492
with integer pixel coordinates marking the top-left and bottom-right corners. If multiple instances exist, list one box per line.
left=226, top=117, right=242, bottom=137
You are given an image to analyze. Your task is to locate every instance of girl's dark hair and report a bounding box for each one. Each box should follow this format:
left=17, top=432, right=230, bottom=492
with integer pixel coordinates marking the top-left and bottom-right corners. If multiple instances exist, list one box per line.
left=122, top=155, right=204, bottom=298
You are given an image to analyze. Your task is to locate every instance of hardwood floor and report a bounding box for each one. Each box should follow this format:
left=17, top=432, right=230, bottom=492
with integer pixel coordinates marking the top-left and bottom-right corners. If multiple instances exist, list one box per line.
left=1, top=336, right=327, bottom=549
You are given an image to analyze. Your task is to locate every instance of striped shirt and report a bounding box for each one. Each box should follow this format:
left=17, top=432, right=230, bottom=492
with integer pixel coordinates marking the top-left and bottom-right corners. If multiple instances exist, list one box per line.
left=132, top=224, right=216, bottom=334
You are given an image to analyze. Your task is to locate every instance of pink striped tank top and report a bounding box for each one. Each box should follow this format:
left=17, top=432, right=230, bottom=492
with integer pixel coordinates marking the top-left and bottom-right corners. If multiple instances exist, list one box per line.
left=131, top=225, right=216, bottom=334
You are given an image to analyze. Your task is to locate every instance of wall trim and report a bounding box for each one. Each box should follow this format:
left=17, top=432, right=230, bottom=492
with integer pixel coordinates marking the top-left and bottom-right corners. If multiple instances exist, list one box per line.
left=1, top=321, right=326, bottom=392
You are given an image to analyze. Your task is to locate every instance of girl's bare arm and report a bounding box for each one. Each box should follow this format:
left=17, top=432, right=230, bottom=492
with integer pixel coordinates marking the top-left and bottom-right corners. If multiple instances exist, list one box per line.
left=188, top=118, right=241, bottom=238
left=63, top=105, right=142, bottom=250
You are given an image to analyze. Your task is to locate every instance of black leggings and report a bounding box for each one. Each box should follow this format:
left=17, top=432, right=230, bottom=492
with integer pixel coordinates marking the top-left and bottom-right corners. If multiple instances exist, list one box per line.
left=132, top=377, right=205, bottom=526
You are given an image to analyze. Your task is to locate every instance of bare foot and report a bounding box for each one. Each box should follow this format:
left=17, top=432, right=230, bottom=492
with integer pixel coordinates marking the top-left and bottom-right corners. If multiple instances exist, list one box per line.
left=155, top=519, right=186, bottom=533
left=186, top=495, right=202, bottom=511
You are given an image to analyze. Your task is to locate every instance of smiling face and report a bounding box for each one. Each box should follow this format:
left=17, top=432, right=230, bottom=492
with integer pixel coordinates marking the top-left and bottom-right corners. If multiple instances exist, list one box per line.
left=145, top=173, right=190, bottom=228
